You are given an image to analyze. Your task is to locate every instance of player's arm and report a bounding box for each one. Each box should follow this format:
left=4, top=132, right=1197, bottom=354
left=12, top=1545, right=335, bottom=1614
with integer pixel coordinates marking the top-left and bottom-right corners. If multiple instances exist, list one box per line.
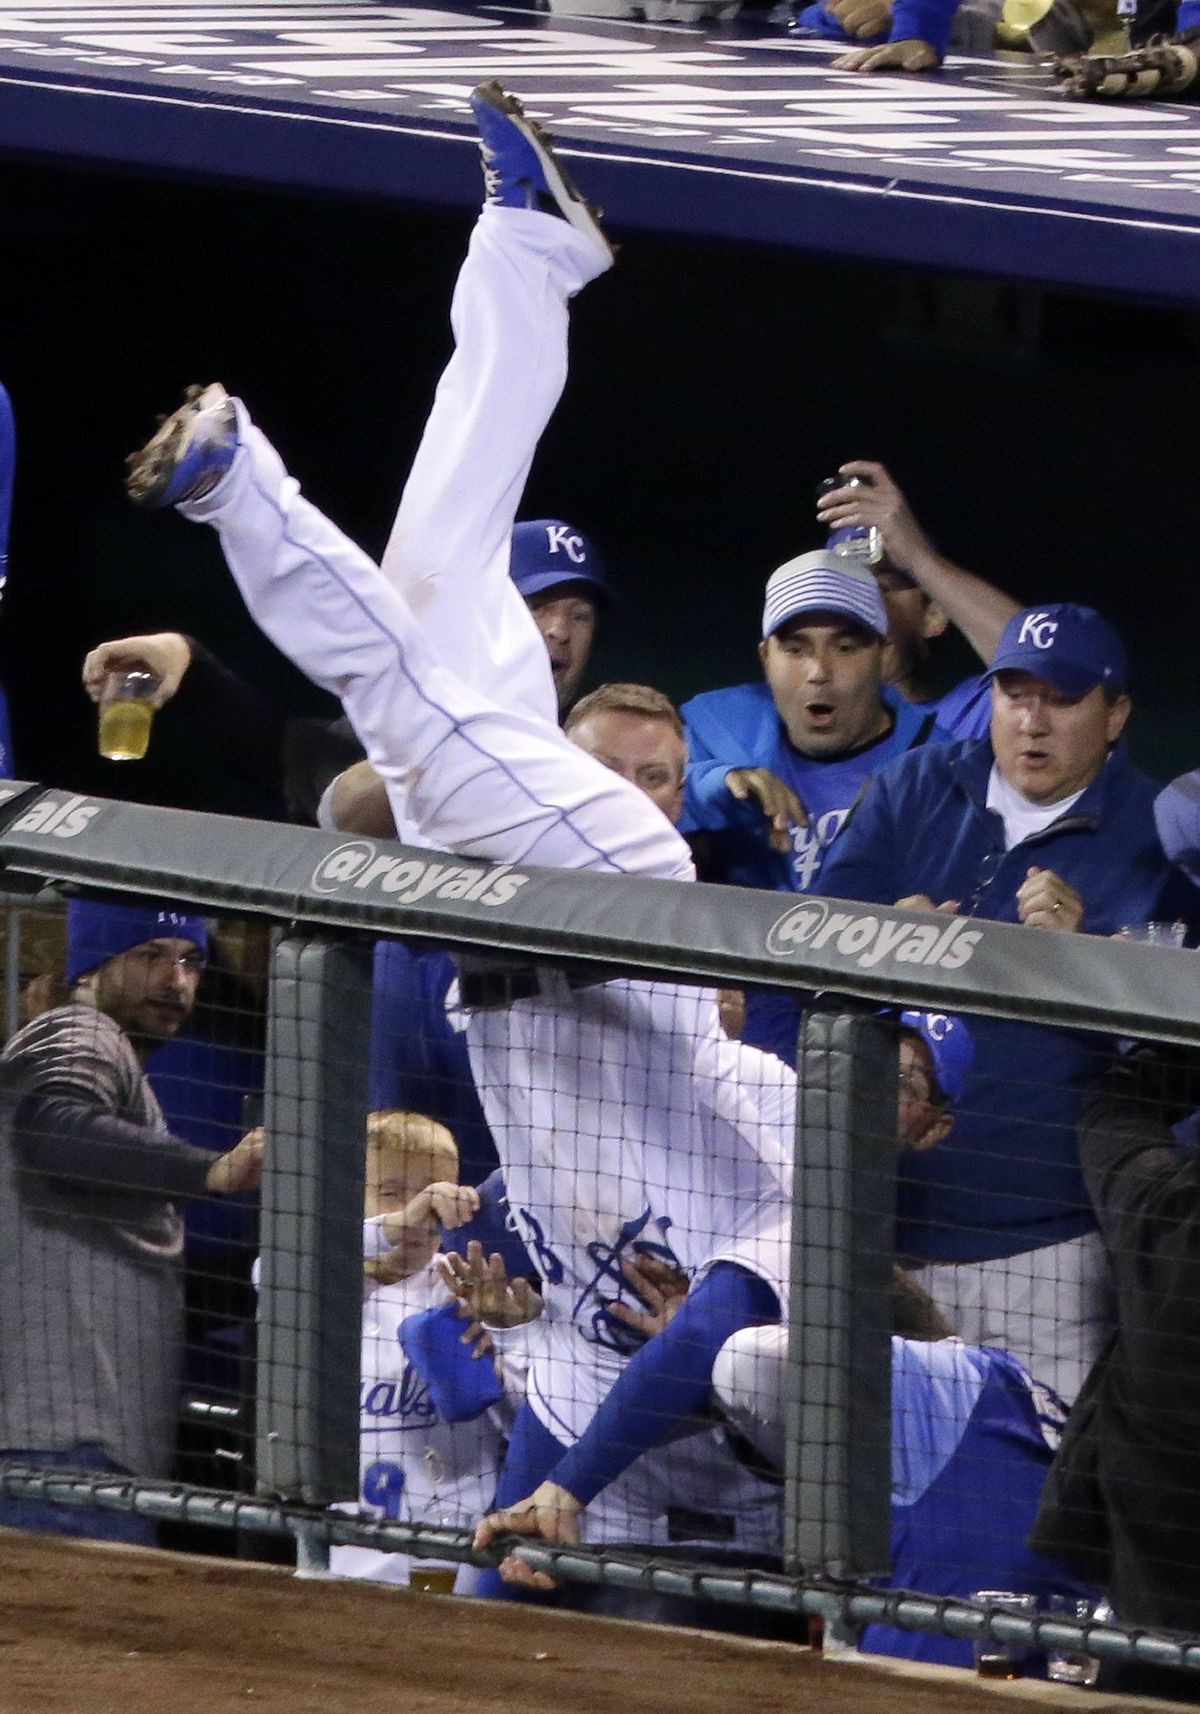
left=320, top=760, right=398, bottom=837
left=817, top=462, right=1020, bottom=665
left=831, top=0, right=953, bottom=67
left=474, top=1263, right=780, bottom=1584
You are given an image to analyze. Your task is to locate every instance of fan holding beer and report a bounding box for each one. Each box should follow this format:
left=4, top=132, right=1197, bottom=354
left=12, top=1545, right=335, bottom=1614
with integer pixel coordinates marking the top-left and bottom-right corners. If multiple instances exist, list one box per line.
left=82, top=632, right=193, bottom=762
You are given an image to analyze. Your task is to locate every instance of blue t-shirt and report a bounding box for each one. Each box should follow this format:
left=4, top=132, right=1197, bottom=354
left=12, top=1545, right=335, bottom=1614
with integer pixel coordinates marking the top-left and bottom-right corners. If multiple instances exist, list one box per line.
left=683, top=679, right=949, bottom=1062
left=771, top=729, right=919, bottom=895
left=682, top=681, right=945, bottom=898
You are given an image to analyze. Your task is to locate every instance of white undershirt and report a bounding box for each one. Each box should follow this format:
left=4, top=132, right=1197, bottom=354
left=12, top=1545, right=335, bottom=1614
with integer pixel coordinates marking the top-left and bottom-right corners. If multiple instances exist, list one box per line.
left=985, top=764, right=1087, bottom=851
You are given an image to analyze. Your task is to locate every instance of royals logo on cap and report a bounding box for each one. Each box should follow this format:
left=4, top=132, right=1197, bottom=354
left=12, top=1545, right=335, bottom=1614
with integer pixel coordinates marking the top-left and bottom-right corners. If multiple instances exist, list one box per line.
left=898, top=1010, right=974, bottom=1106
left=509, top=518, right=612, bottom=606
left=987, top=603, right=1127, bottom=698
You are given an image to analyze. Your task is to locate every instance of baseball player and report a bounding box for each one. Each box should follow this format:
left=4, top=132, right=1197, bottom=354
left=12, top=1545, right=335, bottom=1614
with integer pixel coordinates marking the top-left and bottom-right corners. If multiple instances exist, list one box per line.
left=126, top=85, right=793, bottom=1560
left=475, top=1012, right=1094, bottom=1667
left=475, top=1010, right=971, bottom=1555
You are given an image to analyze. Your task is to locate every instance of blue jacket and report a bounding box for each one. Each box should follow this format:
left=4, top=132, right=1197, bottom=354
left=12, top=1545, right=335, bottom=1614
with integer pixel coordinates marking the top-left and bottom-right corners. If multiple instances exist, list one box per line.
left=819, top=736, right=1197, bottom=1260
left=682, top=680, right=942, bottom=896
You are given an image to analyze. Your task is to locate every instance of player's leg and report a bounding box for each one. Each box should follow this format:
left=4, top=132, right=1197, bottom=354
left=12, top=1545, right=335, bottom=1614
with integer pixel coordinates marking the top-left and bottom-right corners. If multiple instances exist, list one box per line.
left=126, top=391, right=691, bottom=880
left=712, top=1323, right=788, bottom=1470
left=380, top=87, right=611, bottom=721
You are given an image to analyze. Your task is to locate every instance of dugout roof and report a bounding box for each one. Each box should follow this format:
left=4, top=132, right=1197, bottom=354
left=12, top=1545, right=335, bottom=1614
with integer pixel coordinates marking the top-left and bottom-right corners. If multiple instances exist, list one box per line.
left=1, top=0, right=1198, bottom=302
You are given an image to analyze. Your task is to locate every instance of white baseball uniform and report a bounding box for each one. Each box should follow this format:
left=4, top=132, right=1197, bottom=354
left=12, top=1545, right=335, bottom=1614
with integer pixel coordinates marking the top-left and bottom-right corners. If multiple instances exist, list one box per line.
left=179, top=202, right=793, bottom=1549
left=332, top=1237, right=509, bottom=1591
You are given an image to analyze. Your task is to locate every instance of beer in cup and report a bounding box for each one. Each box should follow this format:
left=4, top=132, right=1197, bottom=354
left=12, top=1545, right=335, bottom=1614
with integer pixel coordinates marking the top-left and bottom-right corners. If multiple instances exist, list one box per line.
left=98, top=668, right=159, bottom=762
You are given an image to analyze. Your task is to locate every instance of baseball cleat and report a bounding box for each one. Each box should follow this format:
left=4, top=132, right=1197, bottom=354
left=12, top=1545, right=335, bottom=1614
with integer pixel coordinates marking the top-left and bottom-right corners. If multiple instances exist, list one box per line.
left=469, top=81, right=612, bottom=261
left=125, top=382, right=239, bottom=509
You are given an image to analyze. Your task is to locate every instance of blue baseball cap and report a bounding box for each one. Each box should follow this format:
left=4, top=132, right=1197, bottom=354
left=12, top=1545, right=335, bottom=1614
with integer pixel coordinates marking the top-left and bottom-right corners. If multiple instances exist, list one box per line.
left=510, top=519, right=612, bottom=607
left=986, top=604, right=1127, bottom=699
left=762, top=551, right=888, bottom=641
left=67, top=897, right=209, bottom=985
left=899, top=1010, right=974, bottom=1107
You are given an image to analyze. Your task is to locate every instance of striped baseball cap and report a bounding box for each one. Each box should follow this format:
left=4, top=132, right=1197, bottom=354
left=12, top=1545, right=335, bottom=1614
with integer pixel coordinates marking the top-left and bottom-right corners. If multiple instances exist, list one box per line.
left=761, top=550, right=888, bottom=641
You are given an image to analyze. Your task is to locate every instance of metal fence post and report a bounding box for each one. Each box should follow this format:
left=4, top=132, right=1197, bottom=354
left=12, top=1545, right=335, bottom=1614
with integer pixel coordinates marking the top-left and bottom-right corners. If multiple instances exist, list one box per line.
left=784, top=1010, right=896, bottom=1582
left=256, top=930, right=372, bottom=1516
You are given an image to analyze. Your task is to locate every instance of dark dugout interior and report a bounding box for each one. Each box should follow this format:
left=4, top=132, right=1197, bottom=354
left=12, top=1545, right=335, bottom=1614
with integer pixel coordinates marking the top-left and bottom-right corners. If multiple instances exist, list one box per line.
left=2, top=155, right=1196, bottom=816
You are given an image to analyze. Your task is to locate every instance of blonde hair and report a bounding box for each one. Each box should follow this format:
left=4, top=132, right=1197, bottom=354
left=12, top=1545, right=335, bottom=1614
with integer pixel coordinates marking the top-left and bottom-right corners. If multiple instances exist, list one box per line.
left=565, top=682, right=684, bottom=742
left=367, top=1110, right=458, bottom=1165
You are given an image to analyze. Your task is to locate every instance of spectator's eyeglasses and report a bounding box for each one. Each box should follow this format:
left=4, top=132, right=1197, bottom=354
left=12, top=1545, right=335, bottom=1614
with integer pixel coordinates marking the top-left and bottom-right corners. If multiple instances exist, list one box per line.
left=125, top=946, right=207, bottom=975
left=898, top=1066, right=935, bottom=1105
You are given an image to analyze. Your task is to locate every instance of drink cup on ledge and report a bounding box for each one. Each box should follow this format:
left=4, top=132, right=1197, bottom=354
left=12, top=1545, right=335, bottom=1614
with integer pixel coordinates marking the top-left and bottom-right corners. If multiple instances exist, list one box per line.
left=98, top=668, right=159, bottom=762
left=1045, top=1594, right=1106, bottom=1687
left=1115, top=920, right=1187, bottom=947
left=971, top=1591, right=1037, bottom=1679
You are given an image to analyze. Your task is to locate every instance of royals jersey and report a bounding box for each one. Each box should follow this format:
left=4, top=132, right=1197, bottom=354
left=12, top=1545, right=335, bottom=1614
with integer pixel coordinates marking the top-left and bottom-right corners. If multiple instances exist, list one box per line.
left=465, top=973, right=794, bottom=1444
left=330, top=1244, right=508, bottom=1588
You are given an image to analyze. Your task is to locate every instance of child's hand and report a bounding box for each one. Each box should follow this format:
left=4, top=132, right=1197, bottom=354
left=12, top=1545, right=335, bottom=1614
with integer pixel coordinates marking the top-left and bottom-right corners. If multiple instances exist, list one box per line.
left=382, top=1182, right=480, bottom=1245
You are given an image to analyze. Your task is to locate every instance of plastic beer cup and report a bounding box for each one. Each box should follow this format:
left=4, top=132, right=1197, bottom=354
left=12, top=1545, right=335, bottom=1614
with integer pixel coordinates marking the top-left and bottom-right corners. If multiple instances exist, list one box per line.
left=98, top=669, right=159, bottom=761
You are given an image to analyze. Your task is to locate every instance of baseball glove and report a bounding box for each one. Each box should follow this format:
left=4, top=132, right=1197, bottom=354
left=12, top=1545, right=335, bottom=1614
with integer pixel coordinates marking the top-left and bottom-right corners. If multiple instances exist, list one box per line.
left=1053, top=25, right=1200, bottom=95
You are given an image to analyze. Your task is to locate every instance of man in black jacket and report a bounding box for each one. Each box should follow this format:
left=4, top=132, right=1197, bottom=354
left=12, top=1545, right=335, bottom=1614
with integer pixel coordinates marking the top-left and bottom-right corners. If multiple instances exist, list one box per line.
left=1031, top=1043, right=1200, bottom=1636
